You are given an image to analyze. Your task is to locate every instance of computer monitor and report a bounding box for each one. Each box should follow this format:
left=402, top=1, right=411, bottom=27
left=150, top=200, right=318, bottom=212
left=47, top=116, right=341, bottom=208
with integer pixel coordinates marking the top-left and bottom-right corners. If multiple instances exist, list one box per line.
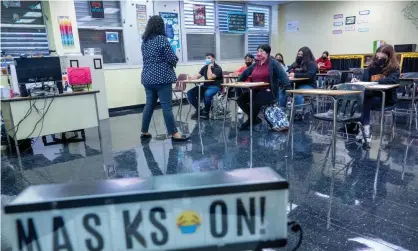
left=14, top=57, right=62, bottom=83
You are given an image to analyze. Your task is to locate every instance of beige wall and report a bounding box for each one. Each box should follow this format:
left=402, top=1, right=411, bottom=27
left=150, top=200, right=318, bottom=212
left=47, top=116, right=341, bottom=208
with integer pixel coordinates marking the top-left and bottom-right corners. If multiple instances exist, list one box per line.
left=278, top=1, right=418, bottom=63
left=104, top=63, right=242, bottom=109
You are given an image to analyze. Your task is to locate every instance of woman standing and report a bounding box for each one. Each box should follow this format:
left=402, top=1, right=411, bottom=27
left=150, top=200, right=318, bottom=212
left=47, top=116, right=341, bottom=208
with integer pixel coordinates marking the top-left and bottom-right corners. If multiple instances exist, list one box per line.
left=140, top=15, right=189, bottom=142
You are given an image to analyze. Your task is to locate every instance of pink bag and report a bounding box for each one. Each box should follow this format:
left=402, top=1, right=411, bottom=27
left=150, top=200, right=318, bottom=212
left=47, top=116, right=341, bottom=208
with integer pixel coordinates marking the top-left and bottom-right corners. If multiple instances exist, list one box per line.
left=67, top=67, right=92, bottom=85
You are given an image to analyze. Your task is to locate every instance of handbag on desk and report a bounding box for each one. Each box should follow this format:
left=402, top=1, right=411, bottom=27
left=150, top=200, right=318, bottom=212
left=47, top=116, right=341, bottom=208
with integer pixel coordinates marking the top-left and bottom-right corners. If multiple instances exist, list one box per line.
left=67, top=67, right=92, bottom=86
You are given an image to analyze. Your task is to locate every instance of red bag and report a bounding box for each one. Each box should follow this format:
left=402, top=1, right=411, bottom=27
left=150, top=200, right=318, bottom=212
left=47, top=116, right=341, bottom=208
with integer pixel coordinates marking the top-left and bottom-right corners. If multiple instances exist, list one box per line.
left=67, top=67, right=92, bottom=85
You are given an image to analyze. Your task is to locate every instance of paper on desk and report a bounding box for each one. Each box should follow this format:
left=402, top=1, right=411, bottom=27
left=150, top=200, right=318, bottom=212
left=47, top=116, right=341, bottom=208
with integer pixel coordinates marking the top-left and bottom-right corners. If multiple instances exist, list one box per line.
left=350, top=82, right=378, bottom=86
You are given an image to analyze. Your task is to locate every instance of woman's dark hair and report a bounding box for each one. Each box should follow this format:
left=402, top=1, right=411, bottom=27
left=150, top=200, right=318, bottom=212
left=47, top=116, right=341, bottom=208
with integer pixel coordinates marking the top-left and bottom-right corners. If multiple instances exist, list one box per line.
left=244, top=53, right=255, bottom=59
left=370, top=44, right=399, bottom=75
left=322, top=51, right=329, bottom=57
left=142, top=15, right=165, bottom=41
left=293, top=46, right=316, bottom=70
left=257, top=44, right=271, bottom=55
left=275, top=53, right=285, bottom=65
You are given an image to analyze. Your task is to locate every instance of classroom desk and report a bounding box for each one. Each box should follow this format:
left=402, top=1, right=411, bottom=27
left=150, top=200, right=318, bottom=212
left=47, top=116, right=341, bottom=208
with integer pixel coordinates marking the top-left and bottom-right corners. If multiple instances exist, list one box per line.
left=183, top=79, right=215, bottom=122
left=399, top=78, right=417, bottom=131
left=1, top=91, right=101, bottom=164
left=286, top=89, right=362, bottom=171
left=222, top=82, right=268, bottom=137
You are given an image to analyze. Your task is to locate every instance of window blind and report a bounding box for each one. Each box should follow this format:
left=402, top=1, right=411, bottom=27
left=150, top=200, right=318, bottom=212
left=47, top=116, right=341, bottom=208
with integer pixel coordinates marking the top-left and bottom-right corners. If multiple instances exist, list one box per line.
left=74, top=0, right=122, bottom=28
left=248, top=34, right=270, bottom=56
left=183, top=0, right=215, bottom=32
left=0, top=1, right=49, bottom=57
left=218, top=3, right=244, bottom=32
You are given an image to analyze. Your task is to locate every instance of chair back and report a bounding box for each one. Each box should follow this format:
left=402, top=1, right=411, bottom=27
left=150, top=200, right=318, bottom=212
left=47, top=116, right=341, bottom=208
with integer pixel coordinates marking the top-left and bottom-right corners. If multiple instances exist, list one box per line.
left=323, top=70, right=342, bottom=89
left=336, top=84, right=365, bottom=117
left=174, top=73, right=188, bottom=91
left=222, top=71, right=230, bottom=76
left=346, top=68, right=364, bottom=83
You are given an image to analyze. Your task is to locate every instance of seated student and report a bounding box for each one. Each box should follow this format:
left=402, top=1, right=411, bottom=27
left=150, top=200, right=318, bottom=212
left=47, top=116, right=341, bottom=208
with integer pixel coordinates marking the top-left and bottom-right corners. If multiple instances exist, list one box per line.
left=236, top=44, right=290, bottom=130
left=280, top=47, right=317, bottom=119
left=275, top=53, right=288, bottom=72
left=187, top=53, right=223, bottom=120
left=352, top=44, right=400, bottom=143
left=231, top=53, right=255, bottom=77
left=316, top=51, right=332, bottom=73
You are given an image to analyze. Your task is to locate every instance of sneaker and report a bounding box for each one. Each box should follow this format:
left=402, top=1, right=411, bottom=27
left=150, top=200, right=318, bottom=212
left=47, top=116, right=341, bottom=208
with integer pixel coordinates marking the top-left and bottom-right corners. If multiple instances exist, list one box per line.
left=237, top=107, right=243, bottom=114
left=356, top=126, right=371, bottom=142
left=200, top=110, right=210, bottom=120
left=294, top=112, right=303, bottom=121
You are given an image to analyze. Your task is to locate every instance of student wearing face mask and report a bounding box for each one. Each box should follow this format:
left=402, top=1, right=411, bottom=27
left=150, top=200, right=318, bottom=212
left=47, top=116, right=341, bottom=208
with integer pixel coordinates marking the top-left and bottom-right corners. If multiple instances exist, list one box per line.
left=352, top=44, right=400, bottom=142
left=275, top=53, right=288, bottom=72
left=279, top=47, right=317, bottom=119
left=231, top=53, right=255, bottom=77
left=316, top=51, right=332, bottom=73
left=187, top=53, right=223, bottom=120
left=236, top=44, right=290, bottom=130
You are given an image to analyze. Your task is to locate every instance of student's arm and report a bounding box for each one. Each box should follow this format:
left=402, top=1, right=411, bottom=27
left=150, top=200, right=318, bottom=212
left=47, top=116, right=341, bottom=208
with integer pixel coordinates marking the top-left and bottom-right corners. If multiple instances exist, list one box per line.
left=294, top=62, right=317, bottom=78
left=378, top=69, right=400, bottom=85
left=161, top=36, right=178, bottom=67
left=237, top=65, right=254, bottom=82
left=324, top=60, right=332, bottom=70
left=275, top=62, right=290, bottom=87
left=207, top=65, right=220, bottom=80
left=189, top=67, right=204, bottom=80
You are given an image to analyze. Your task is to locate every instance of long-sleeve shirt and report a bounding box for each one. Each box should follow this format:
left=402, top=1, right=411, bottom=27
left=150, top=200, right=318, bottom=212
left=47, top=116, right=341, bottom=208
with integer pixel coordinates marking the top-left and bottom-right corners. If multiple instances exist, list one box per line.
left=288, top=61, right=318, bottom=87
left=362, top=66, right=400, bottom=105
left=316, top=57, right=332, bottom=72
left=141, top=35, right=178, bottom=86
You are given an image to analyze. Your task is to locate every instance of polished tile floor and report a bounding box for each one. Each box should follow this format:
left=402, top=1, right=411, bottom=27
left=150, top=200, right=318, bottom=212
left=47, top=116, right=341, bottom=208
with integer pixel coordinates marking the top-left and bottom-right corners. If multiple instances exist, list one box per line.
left=1, top=104, right=417, bottom=251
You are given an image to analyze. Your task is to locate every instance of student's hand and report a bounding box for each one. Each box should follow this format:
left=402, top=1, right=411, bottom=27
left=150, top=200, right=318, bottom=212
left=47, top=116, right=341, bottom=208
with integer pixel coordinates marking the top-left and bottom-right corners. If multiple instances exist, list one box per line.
left=289, top=72, right=295, bottom=78
left=351, top=78, right=360, bottom=83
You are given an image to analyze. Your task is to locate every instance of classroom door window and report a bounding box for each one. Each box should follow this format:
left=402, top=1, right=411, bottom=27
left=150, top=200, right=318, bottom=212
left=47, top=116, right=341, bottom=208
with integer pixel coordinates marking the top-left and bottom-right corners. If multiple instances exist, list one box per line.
left=78, top=29, right=126, bottom=64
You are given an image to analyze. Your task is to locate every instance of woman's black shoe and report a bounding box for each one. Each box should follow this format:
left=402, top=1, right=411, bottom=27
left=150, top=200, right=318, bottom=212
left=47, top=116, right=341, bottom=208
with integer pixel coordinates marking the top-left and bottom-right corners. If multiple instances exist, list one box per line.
left=141, top=134, right=152, bottom=142
left=171, top=135, right=190, bottom=142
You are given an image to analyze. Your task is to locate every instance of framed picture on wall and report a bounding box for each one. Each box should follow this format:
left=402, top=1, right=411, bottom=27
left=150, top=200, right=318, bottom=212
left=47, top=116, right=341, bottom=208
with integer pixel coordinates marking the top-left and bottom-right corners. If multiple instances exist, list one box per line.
left=253, top=12, right=265, bottom=27
left=345, top=16, right=356, bottom=25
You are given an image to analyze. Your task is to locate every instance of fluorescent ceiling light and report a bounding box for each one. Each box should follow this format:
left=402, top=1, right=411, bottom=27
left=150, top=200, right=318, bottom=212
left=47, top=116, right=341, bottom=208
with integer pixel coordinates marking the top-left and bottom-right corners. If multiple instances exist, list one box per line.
left=104, top=8, right=120, bottom=14
left=15, top=19, right=36, bottom=23
left=23, top=12, right=42, bottom=18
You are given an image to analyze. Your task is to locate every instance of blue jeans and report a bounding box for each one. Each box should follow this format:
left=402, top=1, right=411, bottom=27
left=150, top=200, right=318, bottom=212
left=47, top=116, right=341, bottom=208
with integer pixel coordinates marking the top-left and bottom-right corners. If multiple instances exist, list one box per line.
left=278, top=84, right=314, bottom=108
left=361, top=95, right=383, bottom=126
left=141, top=84, right=177, bottom=134
left=187, top=86, right=220, bottom=112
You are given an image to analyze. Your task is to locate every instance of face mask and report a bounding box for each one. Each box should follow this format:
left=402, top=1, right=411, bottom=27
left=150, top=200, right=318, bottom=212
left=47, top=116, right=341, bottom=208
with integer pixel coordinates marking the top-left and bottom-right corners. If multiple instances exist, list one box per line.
left=296, top=56, right=303, bottom=64
left=376, top=58, right=386, bottom=67
left=322, top=56, right=327, bottom=60
left=205, top=59, right=212, bottom=65
left=256, top=53, right=267, bottom=61
left=277, top=59, right=283, bottom=63
left=245, top=62, right=252, bottom=67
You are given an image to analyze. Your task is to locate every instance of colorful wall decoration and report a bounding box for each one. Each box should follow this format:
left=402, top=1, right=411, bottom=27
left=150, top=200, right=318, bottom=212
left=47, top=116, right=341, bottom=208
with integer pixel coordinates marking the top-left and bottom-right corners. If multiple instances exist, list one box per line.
left=136, top=4, right=147, bottom=36
left=58, top=16, right=74, bottom=47
left=159, top=12, right=180, bottom=53
left=193, top=5, right=206, bottom=26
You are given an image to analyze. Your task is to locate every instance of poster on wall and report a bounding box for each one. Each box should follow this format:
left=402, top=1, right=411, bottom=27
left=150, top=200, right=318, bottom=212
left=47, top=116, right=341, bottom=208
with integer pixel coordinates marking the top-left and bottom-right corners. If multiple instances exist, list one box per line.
left=358, top=28, right=369, bottom=32
left=136, top=4, right=147, bottom=35
left=359, top=10, right=370, bottom=15
left=58, top=16, right=74, bottom=47
left=253, top=12, right=265, bottom=27
left=193, top=5, right=206, bottom=26
left=358, top=19, right=368, bottom=24
left=333, top=14, right=343, bottom=19
left=89, top=1, right=104, bottom=19
left=227, top=12, right=247, bottom=32
left=333, top=21, right=343, bottom=26
left=345, top=16, right=356, bottom=25
left=286, top=21, right=299, bottom=32
left=332, top=29, right=343, bottom=34
left=159, top=12, right=180, bottom=53
left=106, top=32, right=119, bottom=43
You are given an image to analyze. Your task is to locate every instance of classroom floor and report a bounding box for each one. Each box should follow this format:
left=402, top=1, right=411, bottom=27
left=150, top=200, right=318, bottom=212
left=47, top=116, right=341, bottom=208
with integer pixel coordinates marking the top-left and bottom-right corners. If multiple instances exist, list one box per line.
left=1, top=104, right=418, bottom=251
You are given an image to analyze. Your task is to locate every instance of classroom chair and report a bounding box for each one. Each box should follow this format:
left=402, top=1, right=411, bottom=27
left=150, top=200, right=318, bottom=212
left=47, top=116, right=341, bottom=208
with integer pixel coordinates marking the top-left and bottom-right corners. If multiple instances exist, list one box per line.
left=312, top=84, right=370, bottom=148
left=345, top=68, right=364, bottom=83
left=394, top=78, right=418, bottom=130
left=173, top=73, right=189, bottom=121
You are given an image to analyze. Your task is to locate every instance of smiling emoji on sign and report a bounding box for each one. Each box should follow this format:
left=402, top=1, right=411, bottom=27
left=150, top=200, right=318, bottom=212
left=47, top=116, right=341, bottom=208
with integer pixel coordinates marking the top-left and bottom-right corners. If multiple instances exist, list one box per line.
left=176, top=211, right=201, bottom=234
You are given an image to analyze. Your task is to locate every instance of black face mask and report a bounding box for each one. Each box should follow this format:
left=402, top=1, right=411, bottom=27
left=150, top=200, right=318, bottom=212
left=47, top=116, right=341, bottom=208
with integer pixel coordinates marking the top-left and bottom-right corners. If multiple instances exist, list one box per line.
left=376, top=58, right=387, bottom=68
left=296, top=56, right=303, bottom=64
left=322, top=56, right=327, bottom=60
left=245, top=62, right=252, bottom=67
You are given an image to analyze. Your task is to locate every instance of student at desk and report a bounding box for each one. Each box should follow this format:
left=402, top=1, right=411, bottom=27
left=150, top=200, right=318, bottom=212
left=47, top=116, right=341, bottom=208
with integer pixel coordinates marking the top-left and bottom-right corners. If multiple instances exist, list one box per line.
left=230, top=53, right=255, bottom=77
left=352, top=44, right=400, bottom=142
left=275, top=53, right=288, bottom=72
left=281, top=47, right=317, bottom=119
left=187, top=53, right=223, bottom=120
left=316, top=51, right=332, bottom=73
left=236, top=44, right=290, bottom=130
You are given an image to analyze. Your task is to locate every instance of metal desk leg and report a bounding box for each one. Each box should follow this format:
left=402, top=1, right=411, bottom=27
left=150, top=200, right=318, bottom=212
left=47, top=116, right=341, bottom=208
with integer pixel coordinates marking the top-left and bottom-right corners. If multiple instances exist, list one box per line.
left=285, top=94, right=296, bottom=158
left=379, top=91, right=386, bottom=150
left=250, top=88, right=253, bottom=138
left=223, top=87, right=229, bottom=128
left=235, top=90, right=238, bottom=145
left=409, top=81, right=416, bottom=131
left=8, top=104, right=22, bottom=167
left=332, top=97, right=338, bottom=171
left=198, top=84, right=201, bottom=124
left=94, top=93, right=103, bottom=153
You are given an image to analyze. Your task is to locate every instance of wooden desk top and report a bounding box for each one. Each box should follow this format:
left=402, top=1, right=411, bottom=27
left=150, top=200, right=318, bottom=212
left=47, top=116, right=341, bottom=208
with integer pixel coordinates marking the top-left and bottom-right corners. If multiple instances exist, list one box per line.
left=289, top=78, right=310, bottom=81
left=182, top=79, right=215, bottom=84
left=224, top=75, right=239, bottom=78
left=286, top=89, right=362, bottom=96
left=222, top=82, right=268, bottom=88
left=1, top=90, right=99, bottom=103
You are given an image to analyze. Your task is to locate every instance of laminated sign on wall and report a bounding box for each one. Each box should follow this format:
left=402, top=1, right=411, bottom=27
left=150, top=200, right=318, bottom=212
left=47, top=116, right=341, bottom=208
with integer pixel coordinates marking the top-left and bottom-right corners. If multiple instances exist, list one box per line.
left=136, top=4, right=147, bottom=36
left=286, top=21, right=299, bottom=32
left=160, top=12, right=180, bottom=53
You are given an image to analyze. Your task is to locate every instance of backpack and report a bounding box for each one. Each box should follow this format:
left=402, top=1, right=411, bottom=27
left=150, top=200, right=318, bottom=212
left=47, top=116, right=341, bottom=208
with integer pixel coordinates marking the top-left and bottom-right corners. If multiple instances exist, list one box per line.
left=211, top=92, right=231, bottom=120
left=264, top=103, right=289, bottom=132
